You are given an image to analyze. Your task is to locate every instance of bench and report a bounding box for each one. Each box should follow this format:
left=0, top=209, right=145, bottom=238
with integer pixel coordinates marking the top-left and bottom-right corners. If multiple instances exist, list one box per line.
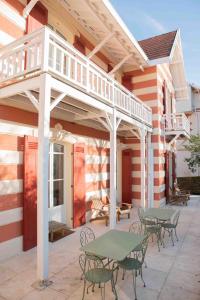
left=48, top=220, right=67, bottom=242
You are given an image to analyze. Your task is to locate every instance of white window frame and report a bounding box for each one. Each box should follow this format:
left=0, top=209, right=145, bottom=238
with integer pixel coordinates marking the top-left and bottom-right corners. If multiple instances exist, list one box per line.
left=48, top=142, right=65, bottom=208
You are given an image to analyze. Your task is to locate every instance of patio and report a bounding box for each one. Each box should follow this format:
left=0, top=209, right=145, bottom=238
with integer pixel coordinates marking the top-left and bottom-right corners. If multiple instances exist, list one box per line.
left=0, top=196, right=200, bottom=300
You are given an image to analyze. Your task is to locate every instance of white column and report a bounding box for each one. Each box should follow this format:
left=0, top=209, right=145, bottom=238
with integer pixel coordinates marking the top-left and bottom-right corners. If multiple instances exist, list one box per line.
left=109, top=108, right=117, bottom=229
left=37, top=73, right=51, bottom=283
left=147, top=132, right=154, bottom=207
left=140, top=128, right=147, bottom=208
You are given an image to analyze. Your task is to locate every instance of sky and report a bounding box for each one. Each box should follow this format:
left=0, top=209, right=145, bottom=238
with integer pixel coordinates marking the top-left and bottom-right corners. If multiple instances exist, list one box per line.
left=110, top=0, right=200, bottom=85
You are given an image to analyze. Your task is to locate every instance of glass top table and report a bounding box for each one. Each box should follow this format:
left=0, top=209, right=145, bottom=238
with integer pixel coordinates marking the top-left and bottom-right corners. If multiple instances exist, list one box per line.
left=81, top=229, right=145, bottom=262
left=142, top=208, right=176, bottom=221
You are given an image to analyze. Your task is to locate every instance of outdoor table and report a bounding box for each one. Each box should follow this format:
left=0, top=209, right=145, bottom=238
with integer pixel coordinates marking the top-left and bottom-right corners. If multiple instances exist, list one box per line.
left=80, top=229, right=145, bottom=261
left=142, top=208, right=176, bottom=221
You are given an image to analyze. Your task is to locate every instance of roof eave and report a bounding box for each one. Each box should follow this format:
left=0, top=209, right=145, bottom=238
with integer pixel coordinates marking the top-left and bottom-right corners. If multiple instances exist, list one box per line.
left=102, top=0, right=149, bottom=65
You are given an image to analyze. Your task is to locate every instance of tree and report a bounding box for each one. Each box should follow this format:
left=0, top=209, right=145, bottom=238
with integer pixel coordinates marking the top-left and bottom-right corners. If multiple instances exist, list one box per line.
left=184, top=135, right=200, bottom=173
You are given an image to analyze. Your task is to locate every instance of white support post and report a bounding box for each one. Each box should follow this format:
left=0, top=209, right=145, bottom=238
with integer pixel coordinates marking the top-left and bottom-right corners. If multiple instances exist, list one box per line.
left=147, top=132, right=154, bottom=208
left=109, top=108, right=120, bottom=229
left=37, top=73, right=51, bottom=284
left=87, top=32, right=114, bottom=59
left=108, top=53, right=133, bottom=75
left=140, top=128, right=147, bottom=208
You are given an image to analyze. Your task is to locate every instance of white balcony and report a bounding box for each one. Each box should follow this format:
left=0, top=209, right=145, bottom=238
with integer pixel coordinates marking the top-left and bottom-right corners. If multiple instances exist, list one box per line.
left=163, top=113, right=190, bottom=138
left=0, top=26, right=152, bottom=127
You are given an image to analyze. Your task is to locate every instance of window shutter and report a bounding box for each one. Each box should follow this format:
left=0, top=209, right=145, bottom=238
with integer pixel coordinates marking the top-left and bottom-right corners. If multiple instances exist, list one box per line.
left=73, top=36, right=86, bottom=55
left=23, top=136, right=38, bottom=251
left=165, top=151, right=170, bottom=201
left=26, top=1, right=48, bottom=33
left=122, top=149, right=133, bottom=204
left=73, top=143, right=86, bottom=228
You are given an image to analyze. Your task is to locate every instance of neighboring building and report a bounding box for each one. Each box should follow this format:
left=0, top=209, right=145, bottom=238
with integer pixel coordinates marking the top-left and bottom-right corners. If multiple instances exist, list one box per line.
left=0, top=0, right=189, bottom=272
left=123, top=30, right=190, bottom=206
left=176, top=83, right=200, bottom=177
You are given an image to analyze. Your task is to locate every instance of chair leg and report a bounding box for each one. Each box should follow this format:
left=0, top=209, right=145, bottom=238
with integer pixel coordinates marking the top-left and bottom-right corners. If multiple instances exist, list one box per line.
left=132, top=270, right=137, bottom=300
left=140, top=267, right=146, bottom=287
left=156, top=233, right=160, bottom=252
left=174, top=228, right=179, bottom=241
left=100, top=283, right=105, bottom=300
left=144, top=260, right=147, bottom=268
left=122, top=269, right=126, bottom=280
left=170, top=229, right=174, bottom=246
left=82, top=279, right=86, bottom=300
left=111, top=277, right=118, bottom=300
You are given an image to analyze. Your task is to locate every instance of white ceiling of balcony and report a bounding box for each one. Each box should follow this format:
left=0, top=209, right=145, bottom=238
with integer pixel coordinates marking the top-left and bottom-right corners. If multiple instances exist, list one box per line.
left=58, top=0, right=148, bottom=70
left=169, top=31, right=189, bottom=101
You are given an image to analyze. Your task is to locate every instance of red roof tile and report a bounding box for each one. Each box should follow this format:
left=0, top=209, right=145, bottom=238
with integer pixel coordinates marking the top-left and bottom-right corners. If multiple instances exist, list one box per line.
left=138, top=30, right=177, bottom=60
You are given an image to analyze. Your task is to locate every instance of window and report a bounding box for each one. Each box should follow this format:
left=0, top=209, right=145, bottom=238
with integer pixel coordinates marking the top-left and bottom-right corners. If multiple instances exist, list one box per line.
left=49, top=143, right=64, bottom=208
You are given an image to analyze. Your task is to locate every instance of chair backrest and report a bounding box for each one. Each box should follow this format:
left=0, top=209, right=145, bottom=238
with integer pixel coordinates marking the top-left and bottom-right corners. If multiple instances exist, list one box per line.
left=91, top=197, right=104, bottom=210
left=129, top=221, right=143, bottom=234
left=80, top=227, right=95, bottom=247
left=137, top=207, right=144, bottom=221
left=140, top=236, right=149, bottom=264
left=173, top=210, right=180, bottom=227
left=79, top=253, right=104, bottom=276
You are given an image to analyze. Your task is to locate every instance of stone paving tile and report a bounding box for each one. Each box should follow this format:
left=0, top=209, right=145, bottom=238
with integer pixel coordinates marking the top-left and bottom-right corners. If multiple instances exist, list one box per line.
left=165, top=267, right=200, bottom=296
left=145, top=252, right=175, bottom=273
left=159, top=284, right=200, bottom=300
left=0, top=196, right=200, bottom=300
left=0, top=250, right=36, bottom=275
left=49, top=262, right=81, bottom=298
left=21, top=288, right=67, bottom=300
left=174, top=253, right=200, bottom=274
left=0, top=265, right=17, bottom=285
left=0, top=269, right=35, bottom=300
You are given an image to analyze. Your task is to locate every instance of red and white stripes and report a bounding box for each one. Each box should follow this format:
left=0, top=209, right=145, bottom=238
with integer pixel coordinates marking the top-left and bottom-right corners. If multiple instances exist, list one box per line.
left=0, top=134, right=24, bottom=259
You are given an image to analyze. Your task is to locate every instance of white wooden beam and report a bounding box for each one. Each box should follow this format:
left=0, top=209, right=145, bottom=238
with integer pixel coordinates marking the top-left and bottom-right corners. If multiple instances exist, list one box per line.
left=109, top=108, right=117, bottom=229
left=75, top=111, right=105, bottom=121
left=23, top=0, right=39, bottom=18
left=105, top=112, right=113, bottom=131
left=116, top=118, right=122, bottom=130
left=50, top=93, right=67, bottom=111
left=25, top=90, right=39, bottom=111
left=168, top=134, right=180, bottom=147
left=147, top=132, right=154, bottom=208
left=175, top=86, right=188, bottom=92
left=140, top=128, right=147, bottom=208
left=130, top=129, right=140, bottom=139
left=37, top=73, right=51, bottom=285
left=97, top=117, right=110, bottom=131
left=0, top=76, right=40, bottom=99
left=51, top=77, right=113, bottom=115
left=109, top=53, right=133, bottom=75
left=87, top=32, right=114, bottom=59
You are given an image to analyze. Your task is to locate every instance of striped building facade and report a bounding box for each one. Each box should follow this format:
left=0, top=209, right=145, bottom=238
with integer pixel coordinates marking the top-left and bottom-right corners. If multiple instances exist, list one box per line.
left=0, top=0, right=187, bottom=260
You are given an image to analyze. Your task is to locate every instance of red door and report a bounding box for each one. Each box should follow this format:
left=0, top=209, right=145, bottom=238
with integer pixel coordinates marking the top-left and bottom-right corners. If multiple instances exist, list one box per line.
left=165, top=151, right=170, bottom=202
left=122, top=149, right=133, bottom=204
left=172, top=152, right=176, bottom=185
left=73, top=143, right=86, bottom=228
left=23, top=136, right=38, bottom=251
left=73, top=36, right=86, bottom=55
left=26, top=1, right=48, bottom=33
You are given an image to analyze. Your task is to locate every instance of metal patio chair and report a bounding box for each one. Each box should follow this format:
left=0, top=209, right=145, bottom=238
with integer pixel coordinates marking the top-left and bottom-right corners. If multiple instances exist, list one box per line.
left=90, top=198, right=109, bottom=226
left=138, top=209, right=163, bottom=251
left=79, top=254, right=118, bottom=300
left=116, top=236, right=148, bottom=300
left=80, top=227, right=107, bottom=280
left=161, top=210, right=180, bottom=246
left=169, top=187, right=189, bottom=206
left=129, top=221, right=147, bottom=268
left=80, top=227, right=107, bottom=260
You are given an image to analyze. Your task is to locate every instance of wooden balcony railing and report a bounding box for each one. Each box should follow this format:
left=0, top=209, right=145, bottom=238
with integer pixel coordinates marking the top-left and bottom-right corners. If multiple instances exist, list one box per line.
left=0, top=26, right=152, bottom=126
left=163, top=113, right=190, bottom=136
